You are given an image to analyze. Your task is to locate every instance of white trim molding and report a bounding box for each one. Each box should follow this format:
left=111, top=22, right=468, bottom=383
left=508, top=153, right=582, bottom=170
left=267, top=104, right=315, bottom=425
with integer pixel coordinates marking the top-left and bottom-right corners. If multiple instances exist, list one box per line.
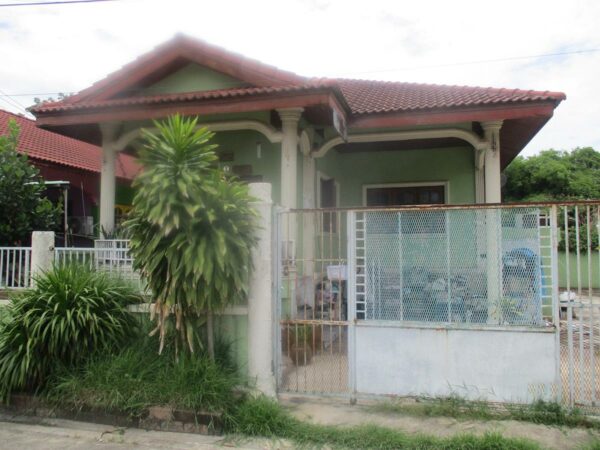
left=312, top=128, right=487, bottom=158
left=112, top=119, right=283, bottom=151
left=362, top=181, right=450, bottom=207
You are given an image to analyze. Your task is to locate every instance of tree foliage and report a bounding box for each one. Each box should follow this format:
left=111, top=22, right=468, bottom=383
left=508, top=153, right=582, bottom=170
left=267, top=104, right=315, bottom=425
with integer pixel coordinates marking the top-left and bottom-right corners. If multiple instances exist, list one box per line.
left=503, top=147, right=600, bottom=201
left=504, top=147, right=600, bottom=252
left=0, top=119, right=61, bottom=244
left=125, top=115, right=258, bottom=358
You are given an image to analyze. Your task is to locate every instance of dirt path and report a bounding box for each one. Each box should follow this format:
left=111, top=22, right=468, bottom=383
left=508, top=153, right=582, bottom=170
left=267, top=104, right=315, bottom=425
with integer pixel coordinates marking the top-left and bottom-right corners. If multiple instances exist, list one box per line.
left=281, top=396, right=600, bottom=450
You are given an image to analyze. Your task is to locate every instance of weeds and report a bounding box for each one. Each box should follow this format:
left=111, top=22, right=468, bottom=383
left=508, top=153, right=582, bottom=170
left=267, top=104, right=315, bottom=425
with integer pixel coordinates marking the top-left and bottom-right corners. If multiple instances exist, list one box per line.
left=372, top=395, right=599, bottom=429
left=228, top=396, right=540, bottom=449
left=46, top=326, right=240, bottom=417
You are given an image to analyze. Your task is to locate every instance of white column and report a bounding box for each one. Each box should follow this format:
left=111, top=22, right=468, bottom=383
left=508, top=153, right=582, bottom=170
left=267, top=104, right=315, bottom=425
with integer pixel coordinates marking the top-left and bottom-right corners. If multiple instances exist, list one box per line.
left=482, top=120, right=503, bottom=204
left=481, top=121, right=503, bottom=322
left=302, top=152, right=316, bottom=278
left=247, top=182, right=276, bottom=396
left=99, top=123, right=119, bottom=236
left=30, top=231, right=54, bottom=286
left=277, top=108, right=303, bottom=209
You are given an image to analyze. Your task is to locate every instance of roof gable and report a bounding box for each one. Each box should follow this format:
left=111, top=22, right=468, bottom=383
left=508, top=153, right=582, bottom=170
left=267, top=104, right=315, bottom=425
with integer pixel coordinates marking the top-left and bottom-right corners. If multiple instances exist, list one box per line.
left=66, top=34, right=306, bottom=104
left=139, top=63, right=247, bottom=96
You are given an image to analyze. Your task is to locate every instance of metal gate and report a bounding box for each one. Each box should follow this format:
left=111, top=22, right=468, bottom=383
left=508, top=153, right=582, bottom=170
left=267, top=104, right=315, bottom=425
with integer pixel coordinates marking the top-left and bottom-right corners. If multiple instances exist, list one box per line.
left=558, top=204, right=600, bottom=411
left=274, top=208, right=351, bottom=396
left=275, top=202, right=600, bottom=406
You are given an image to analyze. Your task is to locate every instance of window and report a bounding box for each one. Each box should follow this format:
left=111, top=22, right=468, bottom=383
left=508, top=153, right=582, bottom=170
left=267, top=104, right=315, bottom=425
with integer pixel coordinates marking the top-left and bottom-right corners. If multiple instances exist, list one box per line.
left=364, top=183, right=447, bottom=234
left=318, top=173, right=338, bottom=233
left=365, top=184, right=445, bottom=207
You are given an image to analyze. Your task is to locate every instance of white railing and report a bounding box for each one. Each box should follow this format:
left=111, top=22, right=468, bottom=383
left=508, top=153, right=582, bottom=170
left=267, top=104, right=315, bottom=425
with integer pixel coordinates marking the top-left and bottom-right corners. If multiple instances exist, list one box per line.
left=0, top=247, right=32, bottom=289
left=55, top=240, right=144, bottom=291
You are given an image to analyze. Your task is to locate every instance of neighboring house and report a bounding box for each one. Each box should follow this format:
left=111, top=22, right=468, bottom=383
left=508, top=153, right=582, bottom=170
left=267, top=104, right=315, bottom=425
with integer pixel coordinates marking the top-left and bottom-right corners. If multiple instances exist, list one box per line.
left=30, top=34, right=565, bottom=234
left=0, top=109, right=138, bottom=243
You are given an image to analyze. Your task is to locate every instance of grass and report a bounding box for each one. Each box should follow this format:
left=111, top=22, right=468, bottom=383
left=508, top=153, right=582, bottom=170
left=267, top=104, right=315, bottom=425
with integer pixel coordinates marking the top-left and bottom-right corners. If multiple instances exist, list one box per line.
left=46, top=324, right=241, bottom=418
left=371, top=395, right=600, bottom=429
left=229, top=396, right=541, bottom=449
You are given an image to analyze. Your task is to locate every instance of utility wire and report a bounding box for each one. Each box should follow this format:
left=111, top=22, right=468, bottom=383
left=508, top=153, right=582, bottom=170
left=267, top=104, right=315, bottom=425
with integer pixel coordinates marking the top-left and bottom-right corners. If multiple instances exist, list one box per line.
left=1, top=45, right=598, bottom=97
left=0, top=89, right=31, bottom=116
left=0, top=0, right=116, bottom=6
left=337, top=47, right=600, bottom=76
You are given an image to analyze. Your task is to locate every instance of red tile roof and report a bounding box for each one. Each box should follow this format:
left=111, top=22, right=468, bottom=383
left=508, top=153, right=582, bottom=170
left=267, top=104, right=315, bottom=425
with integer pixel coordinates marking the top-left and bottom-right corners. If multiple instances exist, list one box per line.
left=29, top=35, right=565, bottom=118
left=0, top=109, right=139, bottom=180
left=32, top=81, right=339, bottom=113
left=334, top=79, right=566, bottom=115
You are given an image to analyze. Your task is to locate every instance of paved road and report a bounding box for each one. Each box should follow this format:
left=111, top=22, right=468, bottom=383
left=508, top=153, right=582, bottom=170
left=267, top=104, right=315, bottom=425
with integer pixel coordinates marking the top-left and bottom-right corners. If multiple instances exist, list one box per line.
left=0, top=414, right=286, bottom=450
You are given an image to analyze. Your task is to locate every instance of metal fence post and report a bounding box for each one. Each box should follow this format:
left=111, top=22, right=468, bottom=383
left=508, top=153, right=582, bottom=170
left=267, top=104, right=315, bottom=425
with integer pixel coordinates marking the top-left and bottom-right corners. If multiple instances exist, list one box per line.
left=550, top=205, right=562, bottom=403
left=347, top=210, right=357, bottom=401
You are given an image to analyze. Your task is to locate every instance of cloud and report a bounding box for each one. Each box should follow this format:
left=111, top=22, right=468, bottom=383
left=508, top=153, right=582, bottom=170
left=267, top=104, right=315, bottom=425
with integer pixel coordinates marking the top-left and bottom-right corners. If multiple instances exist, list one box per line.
left=0, top=0, right=598, bottom=155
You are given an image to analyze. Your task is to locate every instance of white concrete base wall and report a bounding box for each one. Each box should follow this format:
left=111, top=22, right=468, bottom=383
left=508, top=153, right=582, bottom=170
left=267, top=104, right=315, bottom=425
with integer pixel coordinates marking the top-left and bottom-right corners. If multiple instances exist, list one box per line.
left=355, top=325, right=558, bottom=403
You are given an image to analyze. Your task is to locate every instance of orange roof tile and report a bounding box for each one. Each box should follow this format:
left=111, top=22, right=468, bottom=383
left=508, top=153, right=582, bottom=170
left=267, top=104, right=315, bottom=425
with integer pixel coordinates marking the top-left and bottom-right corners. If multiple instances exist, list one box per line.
left=0, top=109, right=139, bottom=180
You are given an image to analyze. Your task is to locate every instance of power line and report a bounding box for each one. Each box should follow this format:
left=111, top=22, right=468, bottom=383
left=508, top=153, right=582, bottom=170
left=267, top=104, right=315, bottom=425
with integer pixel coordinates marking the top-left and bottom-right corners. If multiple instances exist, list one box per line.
left=338, top=48, right=600, bottom=76
left=1, top=45, right=597, bottom=98
left=0, top=89, right=31, bottom=116
left=0, top=0, right=116, bottom=6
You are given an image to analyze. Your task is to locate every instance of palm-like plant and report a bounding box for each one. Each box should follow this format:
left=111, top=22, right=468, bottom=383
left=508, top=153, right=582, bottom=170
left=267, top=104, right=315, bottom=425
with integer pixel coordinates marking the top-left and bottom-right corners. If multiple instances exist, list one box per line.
left=126, top=114, right=257, bottom=358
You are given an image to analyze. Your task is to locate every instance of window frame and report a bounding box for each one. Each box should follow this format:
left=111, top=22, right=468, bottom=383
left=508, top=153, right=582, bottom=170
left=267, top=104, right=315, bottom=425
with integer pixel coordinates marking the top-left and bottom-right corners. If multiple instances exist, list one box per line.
left=362, top=181, right=450, bottom=207
left=317, top=171, right=340, bottom=233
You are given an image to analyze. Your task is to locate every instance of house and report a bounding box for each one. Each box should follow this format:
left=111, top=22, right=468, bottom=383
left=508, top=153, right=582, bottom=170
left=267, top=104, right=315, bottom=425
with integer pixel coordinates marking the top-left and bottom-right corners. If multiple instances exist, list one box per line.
left=29, top=34, right=564, bottom=235
left=0, top=109, right=138, bottom=242
left=30, top=35, right=576, bottom=403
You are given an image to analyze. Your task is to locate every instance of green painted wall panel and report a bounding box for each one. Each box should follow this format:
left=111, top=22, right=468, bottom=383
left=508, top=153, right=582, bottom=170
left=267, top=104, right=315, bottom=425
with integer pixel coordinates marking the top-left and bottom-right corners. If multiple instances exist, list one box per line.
left=211, top=130, right=281, bottom=204
left=559, top=252, right=600, bottom=289
left=315, top=146, right=475, bottom=207
left=141, top=63, right=245, bottom=95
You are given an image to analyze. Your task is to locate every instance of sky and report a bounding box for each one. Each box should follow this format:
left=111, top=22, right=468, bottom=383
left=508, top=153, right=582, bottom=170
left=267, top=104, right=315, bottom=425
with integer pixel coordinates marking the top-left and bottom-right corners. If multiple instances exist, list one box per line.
left=0, top=0, right=599, bottom=156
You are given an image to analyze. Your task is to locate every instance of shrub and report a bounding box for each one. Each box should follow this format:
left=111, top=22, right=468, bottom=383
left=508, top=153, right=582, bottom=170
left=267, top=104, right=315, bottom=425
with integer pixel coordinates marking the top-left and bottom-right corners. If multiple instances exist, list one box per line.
left=0, top=264, right=142, bottom=400
left=126, top=114, right=257, bottom=358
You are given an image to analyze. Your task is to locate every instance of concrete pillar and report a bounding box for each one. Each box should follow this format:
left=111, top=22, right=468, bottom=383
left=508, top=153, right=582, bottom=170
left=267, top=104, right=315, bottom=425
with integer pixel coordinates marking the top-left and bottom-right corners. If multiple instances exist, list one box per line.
left=277, top=108, right=303, bottom=209
left=247, top=182, right=276, bottom=396
left=302, top=152, right=316, bottom=277
left=482, top=121, right=503, bottom=204
left=481, top=121, right=504, bottom=322
left=30, top=231, right=54, bottom=285
left=99, top=123, right=119, bottom=236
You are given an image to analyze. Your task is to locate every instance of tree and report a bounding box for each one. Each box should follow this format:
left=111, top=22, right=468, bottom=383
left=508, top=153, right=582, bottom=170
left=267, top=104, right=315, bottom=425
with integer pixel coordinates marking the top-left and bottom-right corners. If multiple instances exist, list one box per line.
left=503, top=147, right=600, bottom=252
left=125, top=115, right=258, bottom=359
left=0, top=119, right=61, bottom=244
left=503, top=147, right=600, bottom=201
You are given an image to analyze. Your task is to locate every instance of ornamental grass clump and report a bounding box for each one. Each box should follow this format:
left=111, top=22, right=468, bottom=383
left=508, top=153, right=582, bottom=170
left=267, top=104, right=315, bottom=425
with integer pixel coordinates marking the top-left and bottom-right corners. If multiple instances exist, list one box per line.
left=126, top=114, right=258, bottom=358
left=0, top=264, right=142, bottom=400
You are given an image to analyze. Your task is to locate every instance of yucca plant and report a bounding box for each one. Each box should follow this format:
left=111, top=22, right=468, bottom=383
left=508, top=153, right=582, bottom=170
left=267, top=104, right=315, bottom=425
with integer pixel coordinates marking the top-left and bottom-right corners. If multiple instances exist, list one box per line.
left=125, top=114, right=257, bottom=359
left=0, top=264, right=141, bottom=400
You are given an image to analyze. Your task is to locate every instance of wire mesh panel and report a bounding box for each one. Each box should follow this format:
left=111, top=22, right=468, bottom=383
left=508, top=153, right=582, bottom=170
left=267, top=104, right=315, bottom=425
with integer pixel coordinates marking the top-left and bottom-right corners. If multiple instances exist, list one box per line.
left=354, top=207, right=547, bottom=327
left=276, top=209, right=349, bottom=395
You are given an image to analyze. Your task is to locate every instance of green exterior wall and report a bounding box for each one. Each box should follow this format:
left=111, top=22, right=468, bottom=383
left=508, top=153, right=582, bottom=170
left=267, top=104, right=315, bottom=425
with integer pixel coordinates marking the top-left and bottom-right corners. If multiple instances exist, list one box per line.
left=140, top=63, right=245, bottom=95
left=211, top=130, right=282, bottom=204
left=559, top=251, right=600, bottom=289
left=316, top=146, right=475, bottom=207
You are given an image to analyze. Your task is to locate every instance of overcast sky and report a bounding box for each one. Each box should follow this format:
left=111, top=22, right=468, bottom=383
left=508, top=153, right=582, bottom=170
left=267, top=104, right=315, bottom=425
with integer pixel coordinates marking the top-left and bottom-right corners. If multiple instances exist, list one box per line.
left=1, top=0, right=599, bottom=156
